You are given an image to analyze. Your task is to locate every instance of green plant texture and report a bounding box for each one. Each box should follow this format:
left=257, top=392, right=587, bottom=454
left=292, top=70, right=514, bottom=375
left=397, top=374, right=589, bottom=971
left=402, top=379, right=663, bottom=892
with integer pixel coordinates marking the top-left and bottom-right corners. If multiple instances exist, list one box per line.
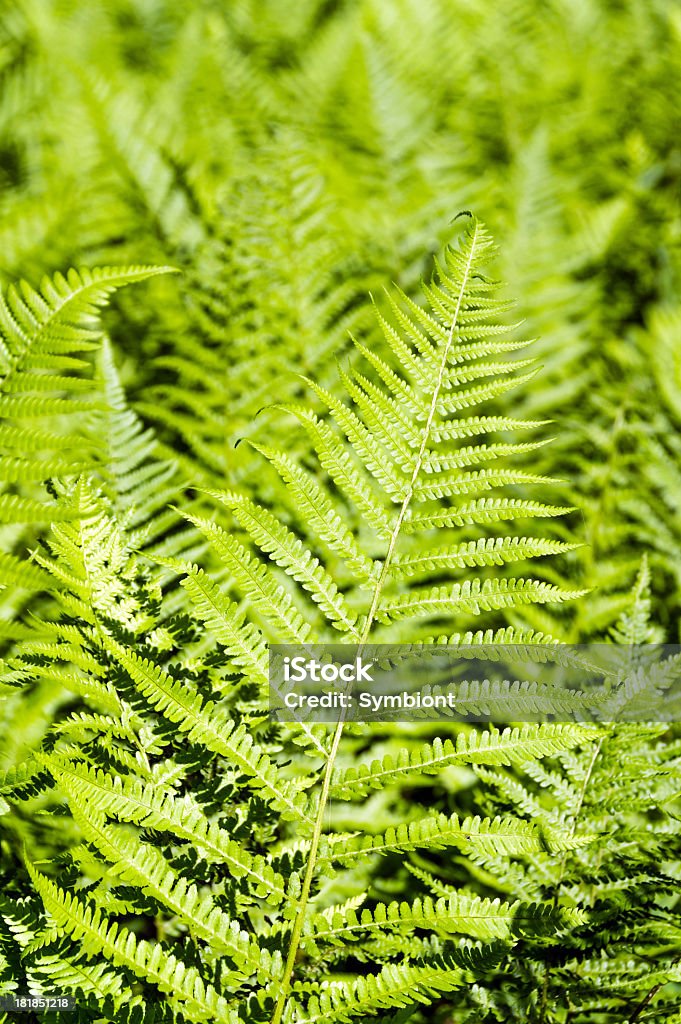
left=0, top=1, right=680, bottom=1022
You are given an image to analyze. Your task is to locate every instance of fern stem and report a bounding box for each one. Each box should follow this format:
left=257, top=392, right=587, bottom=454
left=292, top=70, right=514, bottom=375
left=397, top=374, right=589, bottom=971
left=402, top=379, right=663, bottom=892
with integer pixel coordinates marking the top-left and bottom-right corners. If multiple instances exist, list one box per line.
left=270, top=223, right=479, bottom=1024
left=539, top=730, right=607, bottom=1023
left=626, top=982, right=665, bottom=1023
left=359, top=224, right=479, bottom=644
left=270, top=717, right=345, bottom=1024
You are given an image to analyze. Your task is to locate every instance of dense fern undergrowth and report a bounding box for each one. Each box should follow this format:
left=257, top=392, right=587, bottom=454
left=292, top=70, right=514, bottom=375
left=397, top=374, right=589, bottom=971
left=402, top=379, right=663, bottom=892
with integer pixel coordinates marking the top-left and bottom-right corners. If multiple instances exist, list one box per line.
left=0, top=1, right=680, bottom=1022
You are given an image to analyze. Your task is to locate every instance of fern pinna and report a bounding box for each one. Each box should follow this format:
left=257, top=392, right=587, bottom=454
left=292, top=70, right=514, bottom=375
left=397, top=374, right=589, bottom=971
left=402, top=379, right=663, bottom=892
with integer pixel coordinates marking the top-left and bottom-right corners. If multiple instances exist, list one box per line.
left=0, top=220, right=679, bottom=1024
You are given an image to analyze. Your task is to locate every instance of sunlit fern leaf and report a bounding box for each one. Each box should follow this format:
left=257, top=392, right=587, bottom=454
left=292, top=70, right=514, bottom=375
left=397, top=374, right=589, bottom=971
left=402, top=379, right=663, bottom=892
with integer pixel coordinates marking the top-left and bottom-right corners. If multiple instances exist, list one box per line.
left=321, top=810, right=589, bottom=864
left=4, top=482, right=311, bottom=825
left=66, top=801, right=267, bottom=970
left=158, top=217, right=594, bottom=1023
left=329, top=724, right=596, bottom=800
left=176, top=217, right=580, bottom=650
left=99, top=635, right=312, bottom=824
left=301, top=892, right=583, bottom=954
left=0, top=264, right=172, bottom=523
left=295, top=948, right=483, bottom=1022
left=28, top=866, right=241, bottom=1024
left=25, top=949, right=129, bottom=1009
left=40, top=753, right=291, bottom=905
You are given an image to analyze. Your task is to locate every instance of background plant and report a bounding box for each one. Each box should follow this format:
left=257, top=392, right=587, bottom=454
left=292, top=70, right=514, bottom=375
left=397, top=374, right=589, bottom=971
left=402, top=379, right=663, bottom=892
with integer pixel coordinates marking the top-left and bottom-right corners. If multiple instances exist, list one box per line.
left=0, top=0, right=680, bottom=1021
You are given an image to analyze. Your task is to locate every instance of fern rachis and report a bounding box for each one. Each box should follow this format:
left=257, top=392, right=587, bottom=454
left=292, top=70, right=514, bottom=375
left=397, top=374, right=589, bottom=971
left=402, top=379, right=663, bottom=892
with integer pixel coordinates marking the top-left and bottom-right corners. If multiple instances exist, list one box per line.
left=269, top=215, right=485, bottom=1021
left=164, top=215, right=581, bottom=1022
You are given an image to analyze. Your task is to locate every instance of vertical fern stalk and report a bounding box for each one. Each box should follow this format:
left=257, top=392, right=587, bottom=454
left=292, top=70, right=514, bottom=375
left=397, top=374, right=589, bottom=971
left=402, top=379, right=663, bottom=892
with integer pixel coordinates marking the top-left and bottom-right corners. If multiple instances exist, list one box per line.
left=268, top=216, right=569, bottom=1024
left=273, top=216, right=525, bottom=1023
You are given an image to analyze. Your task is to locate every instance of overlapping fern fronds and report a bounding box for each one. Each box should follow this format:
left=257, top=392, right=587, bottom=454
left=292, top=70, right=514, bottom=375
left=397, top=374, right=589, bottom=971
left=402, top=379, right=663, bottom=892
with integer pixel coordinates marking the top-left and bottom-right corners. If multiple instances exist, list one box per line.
left=180, top=215, right=582, bottom=651
left=136, top=136, right=379, bottom=488
left=0, top=222, right=605, bottom=1024
left=0, top=265, right=170, bottom=523
left=0, top=2, right=680, bottom=1020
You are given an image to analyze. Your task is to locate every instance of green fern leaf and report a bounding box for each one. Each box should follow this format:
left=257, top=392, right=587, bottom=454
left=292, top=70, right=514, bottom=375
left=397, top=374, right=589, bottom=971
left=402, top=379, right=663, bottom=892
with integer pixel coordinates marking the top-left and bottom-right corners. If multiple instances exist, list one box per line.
left=100, top=636, right=312, bottom=824
left=39, top=755, right=292, bottom=905
left=0, top=265, right=173, bottom=519
left=323, top=811, right=587, bottom=863
left=28, top=866, right=239, bottom=1023
left=330, top=724, right=597, bottom=799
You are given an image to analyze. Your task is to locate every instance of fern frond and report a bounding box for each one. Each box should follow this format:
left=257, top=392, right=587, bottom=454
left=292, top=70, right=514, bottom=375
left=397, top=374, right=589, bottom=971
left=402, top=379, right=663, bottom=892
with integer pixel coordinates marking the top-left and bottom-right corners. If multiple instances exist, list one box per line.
left=100, top=636, right=312, bottom=824
left=376, top=578, right=585, bottom=623
left=330, top=725, right=596, bottom=799
left=0, top=551, right=51, bottom=590
left=303, top=892, right=581, bottom=948
left=39, top=755, right=292, bottom=905
left=293, top=945, right=501, bottom=1022
left=404, top=497, right=575, bottom=531
left=160, top=218, right=587, bottom=1024
left=164, top=560, right=269, bottom=685
left=94, top=338, right=182, bottom=552
left=391, top=537, right=577, bottom=576
left=323, top=811, right=586, bottom=863
left=29, top=866, right=239, bottom=1023
left=250, top=443, right=380, bottom=585
left=212, top=490, right=361, bottom=637
left=28, top=949, right=128, bottom=1006
left=0, top=265, right=172, bottom=519
left=68, top=801, right=265, bottom=971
